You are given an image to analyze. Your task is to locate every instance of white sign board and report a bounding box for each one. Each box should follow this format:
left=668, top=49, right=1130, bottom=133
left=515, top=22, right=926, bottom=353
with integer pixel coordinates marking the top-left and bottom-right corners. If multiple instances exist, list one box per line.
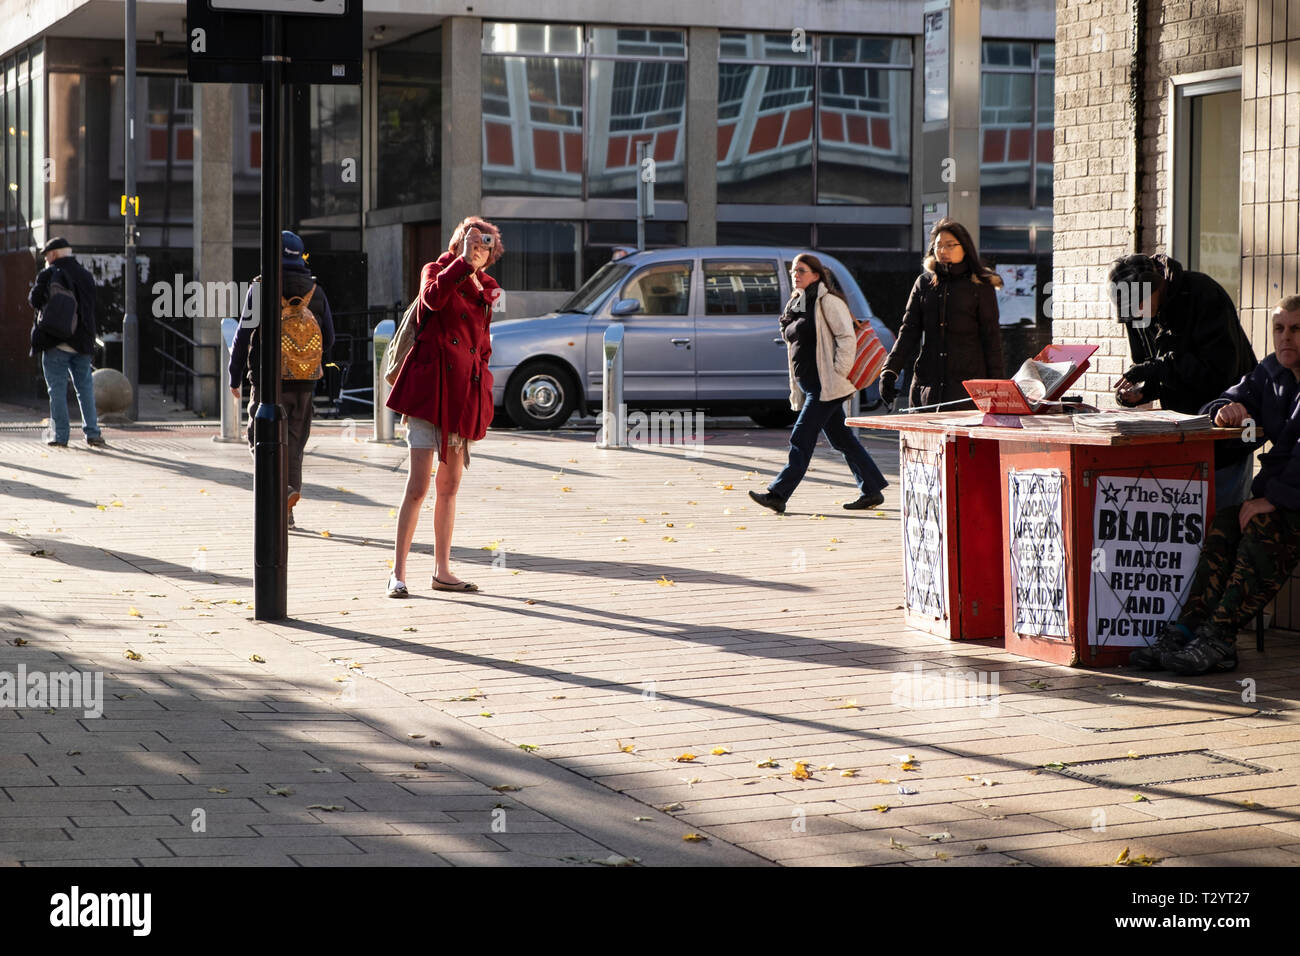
left=1088, top=475, right=1207, bottom=647
left=210, top=0, right=346, bottom=14
left=923, top=1, right=950, bottom=123
left=901, top=440, right=947, bottom=619
left=1008, top=470, right=1069, bottom=637
left=996, top=263, right=1038, bottom=326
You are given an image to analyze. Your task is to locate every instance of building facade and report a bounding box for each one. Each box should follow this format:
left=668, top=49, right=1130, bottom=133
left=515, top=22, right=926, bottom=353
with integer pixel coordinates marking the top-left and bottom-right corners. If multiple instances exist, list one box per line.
left=1, top=0, right=1055, bottom=403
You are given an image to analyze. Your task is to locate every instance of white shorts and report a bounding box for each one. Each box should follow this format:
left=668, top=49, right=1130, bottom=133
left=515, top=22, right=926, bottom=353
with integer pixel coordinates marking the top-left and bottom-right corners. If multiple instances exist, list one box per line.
left=404, top=415, right=473, bottom=467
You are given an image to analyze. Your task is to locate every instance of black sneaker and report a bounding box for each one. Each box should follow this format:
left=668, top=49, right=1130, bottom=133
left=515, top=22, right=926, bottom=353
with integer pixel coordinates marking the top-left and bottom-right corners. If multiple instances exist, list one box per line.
left=86, top=435, right=107, bottom=448
left=47, top=439, right=67, bottom=447
left=1129, top=621, right=1192, bottom=670
left=844, top=490, right=885, bottom=510
left=748, top=490, right=786, bottom=514
left=1160, top=623, right=1238, bottom=675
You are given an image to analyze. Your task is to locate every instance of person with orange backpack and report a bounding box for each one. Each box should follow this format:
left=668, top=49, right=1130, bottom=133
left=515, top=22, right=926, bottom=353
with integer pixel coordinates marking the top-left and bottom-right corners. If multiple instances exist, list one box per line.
left=229, top=231, right=334, bottom=528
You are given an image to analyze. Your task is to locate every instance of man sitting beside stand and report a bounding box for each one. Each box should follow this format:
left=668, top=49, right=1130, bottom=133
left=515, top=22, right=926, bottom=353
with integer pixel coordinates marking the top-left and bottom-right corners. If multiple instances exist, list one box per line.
left=1130, top=295, right=1300, bottom=675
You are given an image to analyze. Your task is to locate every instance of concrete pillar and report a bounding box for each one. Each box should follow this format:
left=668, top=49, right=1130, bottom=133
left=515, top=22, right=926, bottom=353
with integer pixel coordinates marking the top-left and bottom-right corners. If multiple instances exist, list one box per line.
left=686, top=27, right=718, bottom=247
left=442, top=17, right=483, bottom=240
left=193, top=82, right=235, bottom=417
left=947, top=0, right=981, bottom=245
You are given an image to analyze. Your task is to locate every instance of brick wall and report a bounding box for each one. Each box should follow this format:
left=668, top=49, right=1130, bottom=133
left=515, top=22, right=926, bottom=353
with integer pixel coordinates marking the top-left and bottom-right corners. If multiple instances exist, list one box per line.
left=1241, top=0, right=1300, bottom=357
left=1052, top=0, right=1141, bottom=407
left=1053, top=0, right=1245, bottom=407
left=1140, top=0, right=1245, bottom=254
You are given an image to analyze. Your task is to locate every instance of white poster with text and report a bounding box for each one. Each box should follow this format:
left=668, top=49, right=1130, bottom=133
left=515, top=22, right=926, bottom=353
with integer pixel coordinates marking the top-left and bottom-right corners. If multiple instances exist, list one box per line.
left=1008, top=469, right=1069, bottom=637
left=1088, top=475, right=1207, bottom=647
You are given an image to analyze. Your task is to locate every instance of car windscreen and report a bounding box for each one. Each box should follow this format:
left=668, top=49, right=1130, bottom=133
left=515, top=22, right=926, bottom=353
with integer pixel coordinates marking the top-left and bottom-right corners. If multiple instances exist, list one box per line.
left=559, top=262, right=633, bottom=314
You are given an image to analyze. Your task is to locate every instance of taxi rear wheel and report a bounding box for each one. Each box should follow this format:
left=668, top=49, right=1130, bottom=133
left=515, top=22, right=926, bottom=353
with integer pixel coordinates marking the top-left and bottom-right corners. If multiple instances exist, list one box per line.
left=504, top=360, right=578, bottom=430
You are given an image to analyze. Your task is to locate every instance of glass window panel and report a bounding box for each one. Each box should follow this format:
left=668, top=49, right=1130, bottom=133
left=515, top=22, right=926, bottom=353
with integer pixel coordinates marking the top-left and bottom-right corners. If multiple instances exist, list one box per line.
left=1038, top=43, right=1055, bottom=69
left=5, top=58, right=16, bottom=238
left=719, top=32, right=812, bottom=62
left=819, top=36, right=912, bottom=66
left=588, top=58, right=685, bottom=199
left=482, top=56, right=583, bottom=197
left=817, top=65, right=911, bottom=204
left=309, top=84, right=360, bottom=218
left=703, top=260, right=782, bottom=315
left=590, top=28, right=685, bottom=58
left=1187, top=90, right=1240, bottom=307
left=980, top=71, right=1032, bottom=207
left=376, top=28, right=442, bottom=208
left=715, top=221, right=810, bottom=246
left=1036, top=71, right=1053, bottom=206
left=716, top=64, right=813, bottom=203
left=620, top=262, right=692, bottom=315
left=491, top=219, right=577, bottom=291
left=980, top=227, right=1030, bottom=251
left=982, top=40, right=1032, bottom=68
left=818, top=223, right=911, bottom=248
left=483, top=23, right=583, bottom=55
left=30, top=47, right=43, bottom=225
left=18, top=52, right=31, bottom=240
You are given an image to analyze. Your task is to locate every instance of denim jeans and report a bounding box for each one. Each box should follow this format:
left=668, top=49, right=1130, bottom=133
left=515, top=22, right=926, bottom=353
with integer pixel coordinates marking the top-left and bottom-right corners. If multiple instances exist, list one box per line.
left=1213, top=454, right=1255, bottom=509
left=769, top=382, right=887, bottom=501
left=41, top=348, right=100, bottom=443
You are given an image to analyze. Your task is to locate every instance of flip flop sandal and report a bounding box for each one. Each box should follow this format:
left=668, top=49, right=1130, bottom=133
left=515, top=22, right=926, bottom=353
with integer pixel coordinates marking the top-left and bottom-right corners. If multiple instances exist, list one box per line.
left=432, top=577, right=478, bottom=592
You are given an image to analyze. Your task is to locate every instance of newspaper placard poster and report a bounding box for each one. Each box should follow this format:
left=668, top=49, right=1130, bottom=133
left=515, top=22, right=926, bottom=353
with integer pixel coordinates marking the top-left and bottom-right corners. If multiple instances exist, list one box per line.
left=1008, top=469, right=1069, bottom=637
left=901, top=441, right=947, bottom=619
left=923, top=1, right=950, bottom=123
left=1088, top=476, right=1207, bottom=647
left=996, top=263, right=1038, bottom=326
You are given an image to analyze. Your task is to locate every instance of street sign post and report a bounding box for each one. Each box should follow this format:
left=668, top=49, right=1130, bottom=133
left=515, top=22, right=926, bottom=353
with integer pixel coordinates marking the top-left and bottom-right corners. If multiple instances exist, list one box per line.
left=187, top=0, right=361, bottom=620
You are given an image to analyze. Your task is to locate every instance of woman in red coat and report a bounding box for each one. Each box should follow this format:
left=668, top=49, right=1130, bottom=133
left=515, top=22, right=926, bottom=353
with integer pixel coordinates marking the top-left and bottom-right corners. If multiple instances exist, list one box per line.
left=386, top=217, right=503, bottom=596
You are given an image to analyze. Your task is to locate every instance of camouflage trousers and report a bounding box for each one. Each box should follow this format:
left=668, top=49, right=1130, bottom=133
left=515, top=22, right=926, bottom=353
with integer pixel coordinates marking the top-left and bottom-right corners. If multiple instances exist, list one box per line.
left=1178, top=504, right=1300, bottom=634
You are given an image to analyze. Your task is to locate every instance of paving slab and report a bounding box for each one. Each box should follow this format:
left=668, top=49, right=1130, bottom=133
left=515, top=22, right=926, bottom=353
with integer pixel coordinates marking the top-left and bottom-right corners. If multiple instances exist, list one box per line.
left=1, top=401, right=1298, bottom=866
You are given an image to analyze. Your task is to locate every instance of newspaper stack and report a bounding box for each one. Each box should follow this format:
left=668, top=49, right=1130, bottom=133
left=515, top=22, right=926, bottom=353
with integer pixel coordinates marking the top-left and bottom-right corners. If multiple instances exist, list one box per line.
left=1071, top=411, right=1214, bottom=435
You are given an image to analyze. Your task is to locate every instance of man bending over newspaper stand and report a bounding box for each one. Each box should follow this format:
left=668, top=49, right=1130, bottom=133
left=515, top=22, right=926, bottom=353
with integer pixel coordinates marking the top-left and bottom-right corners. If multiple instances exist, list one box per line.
left=1131, top=296, right=1300, bottom=675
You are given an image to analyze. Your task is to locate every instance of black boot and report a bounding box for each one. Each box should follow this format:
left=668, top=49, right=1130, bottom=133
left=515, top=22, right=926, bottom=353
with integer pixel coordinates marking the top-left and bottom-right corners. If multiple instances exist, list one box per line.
left=748, top=490, right=786, bottom=514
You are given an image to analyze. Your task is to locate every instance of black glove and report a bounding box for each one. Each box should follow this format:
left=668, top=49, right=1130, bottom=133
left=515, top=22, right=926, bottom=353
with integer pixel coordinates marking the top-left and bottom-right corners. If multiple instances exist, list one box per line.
left=879, top=371, right=898, bottom=407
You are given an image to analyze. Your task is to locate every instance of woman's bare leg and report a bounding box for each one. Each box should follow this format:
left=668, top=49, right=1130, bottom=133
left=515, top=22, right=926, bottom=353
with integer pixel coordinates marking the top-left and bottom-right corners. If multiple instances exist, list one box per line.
left=393, top=448, right=435, bottom=582
left=432, top=451, right=465, bottom=583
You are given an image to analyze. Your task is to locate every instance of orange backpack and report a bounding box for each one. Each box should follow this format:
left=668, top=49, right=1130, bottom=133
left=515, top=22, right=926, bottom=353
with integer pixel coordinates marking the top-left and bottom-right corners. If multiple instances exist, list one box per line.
left=280, top=284, right=323, bottom=381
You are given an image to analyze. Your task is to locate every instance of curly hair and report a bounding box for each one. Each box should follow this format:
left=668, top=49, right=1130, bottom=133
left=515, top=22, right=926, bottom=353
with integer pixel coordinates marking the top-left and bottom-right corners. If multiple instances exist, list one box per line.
left=447, top=217, right=505, bottom=267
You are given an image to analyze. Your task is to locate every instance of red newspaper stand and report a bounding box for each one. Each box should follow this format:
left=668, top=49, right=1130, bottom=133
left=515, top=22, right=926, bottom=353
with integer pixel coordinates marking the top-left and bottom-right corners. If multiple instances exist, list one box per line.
left=850, top=347, right=1241, bottom=666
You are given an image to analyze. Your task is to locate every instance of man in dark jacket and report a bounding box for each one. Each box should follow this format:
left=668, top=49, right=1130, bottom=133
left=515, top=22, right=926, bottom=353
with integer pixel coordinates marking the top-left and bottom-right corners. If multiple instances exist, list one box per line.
left=1108, top=253, right=1258, bottom=504
left=1129, top=295, right=1300, bottom=676
left=229, top=231, right=335, bottom=528
left=28, top=237, right=105, bottom=448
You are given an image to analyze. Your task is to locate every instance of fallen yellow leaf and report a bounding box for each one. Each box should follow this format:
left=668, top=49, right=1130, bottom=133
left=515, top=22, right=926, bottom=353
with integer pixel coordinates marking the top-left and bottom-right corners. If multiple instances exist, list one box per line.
left=320, top=530, right=331, bottom=538
left=249, top=654, right=266, bottom=664
left=656, top=576, right=675, bottom=586
left=674, top=753, right=697, bottom=763
left=791, top=761, right=811, bottom=781
left=872, top=804, right=891, bottom=813
left=682, top=833, right=708, bottom=842
left=124, top=649, right=142, bottom=661
left=617, top=740, right=636, bottom=753
left=127, top=607, right=142, bottom=618
left=710, top=747, right=730, bottom=756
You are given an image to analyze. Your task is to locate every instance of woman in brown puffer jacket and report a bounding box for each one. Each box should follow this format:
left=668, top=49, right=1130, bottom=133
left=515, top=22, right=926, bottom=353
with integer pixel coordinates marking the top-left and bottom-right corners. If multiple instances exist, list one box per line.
left=879, top=218, right=1004, bottom=411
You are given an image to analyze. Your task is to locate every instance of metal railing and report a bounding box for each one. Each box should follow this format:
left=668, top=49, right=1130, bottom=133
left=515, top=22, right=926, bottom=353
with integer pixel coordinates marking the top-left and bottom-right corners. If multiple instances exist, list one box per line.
left=154, top=319, right=217, bottom=411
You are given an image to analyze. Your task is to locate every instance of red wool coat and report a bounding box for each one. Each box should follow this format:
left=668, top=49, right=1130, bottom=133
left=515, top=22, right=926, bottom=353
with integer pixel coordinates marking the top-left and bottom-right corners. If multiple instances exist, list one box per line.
left=386, top=252, right=497, bottom=463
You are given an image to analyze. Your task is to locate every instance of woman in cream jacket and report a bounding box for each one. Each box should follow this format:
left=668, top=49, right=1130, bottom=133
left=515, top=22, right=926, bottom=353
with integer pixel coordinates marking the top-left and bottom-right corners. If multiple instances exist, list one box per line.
left=749, top=253, right=889, bottom=514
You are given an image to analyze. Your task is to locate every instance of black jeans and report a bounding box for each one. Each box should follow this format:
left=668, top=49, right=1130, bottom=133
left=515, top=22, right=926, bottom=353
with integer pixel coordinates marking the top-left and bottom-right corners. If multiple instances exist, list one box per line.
left=247, top=383, right=315, bottom=494
left=769, top=382, right=887, bottom=501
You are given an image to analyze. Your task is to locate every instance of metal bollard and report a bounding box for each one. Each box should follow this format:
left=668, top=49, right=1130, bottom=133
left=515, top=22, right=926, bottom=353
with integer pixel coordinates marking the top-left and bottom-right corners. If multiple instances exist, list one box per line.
left=370, top=319, right=396, bottom=442
left=846, top=389, right=861, bottom=419
left=214, top=318, right=243, bottom=443
left=596, top=323, right=627, bottom=448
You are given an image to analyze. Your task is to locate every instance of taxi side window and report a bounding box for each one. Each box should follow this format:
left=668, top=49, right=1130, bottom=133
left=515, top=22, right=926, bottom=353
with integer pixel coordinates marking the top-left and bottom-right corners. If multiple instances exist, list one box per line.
left=620, top=263, right=692, bottom=315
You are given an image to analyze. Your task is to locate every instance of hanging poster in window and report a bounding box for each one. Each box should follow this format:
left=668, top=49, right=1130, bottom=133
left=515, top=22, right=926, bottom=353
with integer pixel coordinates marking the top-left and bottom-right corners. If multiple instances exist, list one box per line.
left=923, top=0, right=950, bottom=123
left=901, top=439, right=947, bottom=619
left=1008, top=469, right=1069, bottom=637
left=1088, top=475, right=1207, bottom=647
left=995, top=263, right=1038, bottom=326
